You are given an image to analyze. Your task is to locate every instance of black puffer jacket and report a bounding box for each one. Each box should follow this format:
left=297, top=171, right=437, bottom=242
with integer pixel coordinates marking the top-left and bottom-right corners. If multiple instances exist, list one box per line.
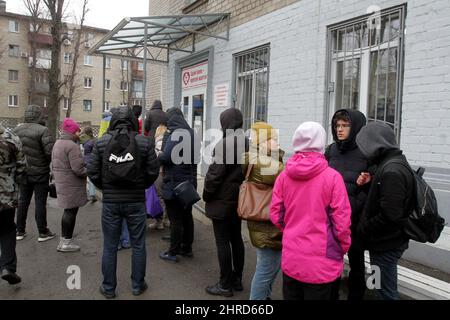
left=87, top=106, right=159, bottom=203
left=325, top=109, right=371, bottom=233
left=158, top=107, right=199, bottom=201
left=144, top=100, right=168, bottom=137
left=203, top=108, right=249, bottom=220
left=13, top=105, right=54, bottom=183
left=356, top=122, right=413, bottom=251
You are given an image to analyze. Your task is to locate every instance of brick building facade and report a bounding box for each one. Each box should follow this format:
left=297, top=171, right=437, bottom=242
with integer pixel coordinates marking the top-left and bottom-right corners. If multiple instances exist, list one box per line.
left=147, top=0, right=450, bottom=273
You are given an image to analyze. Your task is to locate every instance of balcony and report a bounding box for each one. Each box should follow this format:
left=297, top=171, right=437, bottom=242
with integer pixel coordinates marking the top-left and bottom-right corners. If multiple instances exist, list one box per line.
left=28, top=32, right=53, bottom=46
left=29, top=57, right=51, bottom=69
left=34, top=82, right=49, bottom=93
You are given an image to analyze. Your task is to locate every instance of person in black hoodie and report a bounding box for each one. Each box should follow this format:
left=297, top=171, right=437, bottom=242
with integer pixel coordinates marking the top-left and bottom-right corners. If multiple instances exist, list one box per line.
left=144, top=100, right=168, bottom=137
left=325, top=109, right=372, bottom=300
left=158, top=107, right=200, bottom=263
left=356, top=122, right=414, bottom=300
left=87, top=106, right=159, bottom=298
left=203, top=108, right=248, bottom=297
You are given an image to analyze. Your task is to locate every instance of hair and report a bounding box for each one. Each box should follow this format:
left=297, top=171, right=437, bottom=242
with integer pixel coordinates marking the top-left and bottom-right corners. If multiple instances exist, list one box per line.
left=155, top=124, right=167, bottom=138
left=333, top=110, right=351, bottom=126
left=82, top=126, right=93, bottom=137
left=132, top=105, right=142, bottom=119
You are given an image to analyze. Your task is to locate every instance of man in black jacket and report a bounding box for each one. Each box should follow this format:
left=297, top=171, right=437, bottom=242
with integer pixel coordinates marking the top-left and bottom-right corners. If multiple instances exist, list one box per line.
left=13, top=105, right=56, bottom=242
left=144, top=100, right=168, bottom=137
left=325, top=109, right=372, bottom=300
left=87, top=106, right=159, bottom=298
left=356, top=122, right=414, bottom=300
left=158, top=107, right=200, bottom=263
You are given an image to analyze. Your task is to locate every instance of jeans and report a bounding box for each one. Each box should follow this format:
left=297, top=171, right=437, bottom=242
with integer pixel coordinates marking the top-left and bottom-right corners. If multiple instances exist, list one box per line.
left=250, top=248, right=281, bottom=300
left=120, top=218, right=130, bottom=246
left=347, top=235, right=367, bottom=300
left=61, top=207, right=79, bottom=239
left=283, top=273, right=341, bottom=300
left=101, top=202, right=147, bottom=293
left=0, top=209, right=17, bottom=273
left=165, top=200, right=194, bottom=255
left=369, top=242, right=408, bottom=300
left=87, top=178, right=96, bottom=198
left=212, top=215, right=245, bottom=289
left=16, top=182, right=49, bottom=234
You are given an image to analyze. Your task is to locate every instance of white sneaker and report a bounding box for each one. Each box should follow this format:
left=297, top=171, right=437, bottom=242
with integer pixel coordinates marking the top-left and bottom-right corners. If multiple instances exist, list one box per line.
left=57, top=237, right=80, bottom=252
left=148, top=219, right=164, bottom=230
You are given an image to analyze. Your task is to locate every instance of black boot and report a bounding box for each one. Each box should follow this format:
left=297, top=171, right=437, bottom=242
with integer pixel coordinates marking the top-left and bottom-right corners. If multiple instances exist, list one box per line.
left=1, top=269, right=21, bottom=285
left=231, top=272, right=243, bottom=291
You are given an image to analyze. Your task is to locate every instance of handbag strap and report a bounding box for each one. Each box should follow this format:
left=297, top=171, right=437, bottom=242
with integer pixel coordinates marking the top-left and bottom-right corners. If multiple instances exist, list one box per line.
left=244, top=163, right=254, bottom=181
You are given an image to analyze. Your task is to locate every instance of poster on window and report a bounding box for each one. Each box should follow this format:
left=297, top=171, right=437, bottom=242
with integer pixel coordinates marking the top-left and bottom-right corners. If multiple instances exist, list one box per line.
left=213, top=83, right=230, bottom=107
left=182, top=61, right=208, bottom=90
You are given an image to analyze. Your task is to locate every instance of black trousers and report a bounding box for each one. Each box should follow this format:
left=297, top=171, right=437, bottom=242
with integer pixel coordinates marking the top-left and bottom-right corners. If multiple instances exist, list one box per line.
left=165, top=199, right=194, bottom=255
left=61, top=207, right=79, bottom=239
left=347, top=235, right=367, bottom=300
left=0, top=208, right=17, bottom=273
left=212, top=215, right=245, bottom=289
left=16, top=182, right=49, bottom=234
left=283, top=273, right=341, bottom=300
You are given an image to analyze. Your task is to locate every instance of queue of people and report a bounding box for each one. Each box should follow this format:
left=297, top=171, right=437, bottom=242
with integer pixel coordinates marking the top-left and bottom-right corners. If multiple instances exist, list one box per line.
left=0, top=102, right=417, bottom=301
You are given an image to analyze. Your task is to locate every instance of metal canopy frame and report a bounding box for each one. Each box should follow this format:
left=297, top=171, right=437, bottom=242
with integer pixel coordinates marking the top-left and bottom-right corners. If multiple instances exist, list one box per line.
left=88, top=14, right=230, bottom=134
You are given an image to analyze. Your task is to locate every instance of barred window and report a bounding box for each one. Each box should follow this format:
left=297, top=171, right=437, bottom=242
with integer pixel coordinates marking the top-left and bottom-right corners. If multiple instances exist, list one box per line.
left=327, top=6, right=405, bottom=139
left=233, top=44, right=270, bottom=131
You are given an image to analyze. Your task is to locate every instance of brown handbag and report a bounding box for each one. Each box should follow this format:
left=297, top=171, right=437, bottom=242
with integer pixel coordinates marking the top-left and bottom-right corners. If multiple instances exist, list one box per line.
left=237, top=164, right=273, bottom=221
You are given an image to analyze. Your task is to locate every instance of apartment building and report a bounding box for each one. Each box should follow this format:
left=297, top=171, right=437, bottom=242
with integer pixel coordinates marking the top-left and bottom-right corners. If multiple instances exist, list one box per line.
left=0, top=0, right=143, bottom=129
left=135, top=0, right=450, bottom=273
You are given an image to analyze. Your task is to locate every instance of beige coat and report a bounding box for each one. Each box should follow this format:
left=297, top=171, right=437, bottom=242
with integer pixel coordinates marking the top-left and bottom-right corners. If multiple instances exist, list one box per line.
left=51, top=133, right=88, bottom=209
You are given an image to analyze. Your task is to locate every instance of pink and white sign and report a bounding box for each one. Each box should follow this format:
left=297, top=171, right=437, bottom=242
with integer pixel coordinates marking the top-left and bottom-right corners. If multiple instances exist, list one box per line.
left=182, top=61, right=208, bottom=90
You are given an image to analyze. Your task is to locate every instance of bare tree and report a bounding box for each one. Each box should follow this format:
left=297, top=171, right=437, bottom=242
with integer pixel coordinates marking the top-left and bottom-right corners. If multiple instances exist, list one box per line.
left=24, top=0, right=45, bottom=105
left=63, top=0, right=88, bottom=117
left=43, top=0, right=65, bottom=138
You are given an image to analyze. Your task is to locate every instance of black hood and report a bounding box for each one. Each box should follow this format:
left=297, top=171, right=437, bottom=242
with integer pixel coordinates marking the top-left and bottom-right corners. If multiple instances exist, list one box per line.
left=331, top=108, right=366, bottom=151
left=151, top=100, right=163, bottom=110
left=166, top=107, right=190, bottom=131
left=24, top=105, right=44, bottom=124
left=108, top=106, right=138, bottom=132
left=356, top=122, right=399, bottom=162
left=220, top=108, right=243, bottom=134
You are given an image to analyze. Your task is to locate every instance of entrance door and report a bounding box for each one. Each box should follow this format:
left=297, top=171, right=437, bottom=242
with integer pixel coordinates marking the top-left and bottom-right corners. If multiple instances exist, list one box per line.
left=181, top=88, right=206, bottom=143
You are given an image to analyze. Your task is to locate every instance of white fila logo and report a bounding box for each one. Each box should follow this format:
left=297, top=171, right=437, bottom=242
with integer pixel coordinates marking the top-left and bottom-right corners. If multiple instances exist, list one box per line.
left=109, top=153, right=134, bottom=163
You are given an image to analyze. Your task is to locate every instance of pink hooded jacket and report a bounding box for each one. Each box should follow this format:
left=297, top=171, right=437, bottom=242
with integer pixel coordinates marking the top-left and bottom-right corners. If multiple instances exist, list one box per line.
left=270, top=152, right=351, bottom=284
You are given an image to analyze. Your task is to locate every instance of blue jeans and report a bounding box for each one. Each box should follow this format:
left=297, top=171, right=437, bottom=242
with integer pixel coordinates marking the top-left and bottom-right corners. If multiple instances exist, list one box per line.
left=120, top=218, right=130, bottom=247
left=250, top=248, right=282, bottom=300
left=101, top=202, right=147, bottom=294
left=369, top=242, right=408, bottom=300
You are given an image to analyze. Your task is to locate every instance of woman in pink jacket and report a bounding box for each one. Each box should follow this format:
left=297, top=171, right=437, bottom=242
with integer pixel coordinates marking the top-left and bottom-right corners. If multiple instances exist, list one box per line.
left=270, top=121, right=351, bottom=300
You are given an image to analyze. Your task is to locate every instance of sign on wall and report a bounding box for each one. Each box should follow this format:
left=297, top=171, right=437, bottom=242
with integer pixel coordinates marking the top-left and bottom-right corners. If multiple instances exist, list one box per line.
left=213, top=83, right=230, bottom=107
left=182, top=61, right=208, bottom=90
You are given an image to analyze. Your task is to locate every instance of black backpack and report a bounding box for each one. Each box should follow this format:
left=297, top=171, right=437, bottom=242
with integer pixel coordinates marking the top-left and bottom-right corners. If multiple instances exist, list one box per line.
left=382, top=159, right=446, bottom=243
left=102, top=129, right=141, bottom=185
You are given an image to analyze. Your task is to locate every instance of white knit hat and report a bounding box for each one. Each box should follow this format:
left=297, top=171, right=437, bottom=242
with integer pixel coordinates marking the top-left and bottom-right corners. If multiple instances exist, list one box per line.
left=292, top=121, right=326, bottom=153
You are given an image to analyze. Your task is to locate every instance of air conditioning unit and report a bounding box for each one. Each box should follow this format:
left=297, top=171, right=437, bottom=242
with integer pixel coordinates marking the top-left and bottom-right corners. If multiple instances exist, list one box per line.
left=63, top=39, right=71, bottom=46
left=21, top=52, right=28, bottom=58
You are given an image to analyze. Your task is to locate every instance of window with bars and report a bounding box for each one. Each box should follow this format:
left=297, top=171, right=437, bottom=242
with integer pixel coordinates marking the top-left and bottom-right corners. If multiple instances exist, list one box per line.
left=233, top=44, right=270, bottom=131
left=327, top=6, right=405, bottom=138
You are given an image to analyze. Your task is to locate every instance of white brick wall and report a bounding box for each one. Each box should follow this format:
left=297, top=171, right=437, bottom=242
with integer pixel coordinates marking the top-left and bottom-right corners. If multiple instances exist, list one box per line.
left=166, top=0, right=450, bottom=169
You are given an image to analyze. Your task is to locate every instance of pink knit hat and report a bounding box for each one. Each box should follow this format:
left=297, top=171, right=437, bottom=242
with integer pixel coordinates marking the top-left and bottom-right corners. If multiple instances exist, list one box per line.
left=62, top=118, right=80, bottom=135
left=292, top=121, right=326, bottom=153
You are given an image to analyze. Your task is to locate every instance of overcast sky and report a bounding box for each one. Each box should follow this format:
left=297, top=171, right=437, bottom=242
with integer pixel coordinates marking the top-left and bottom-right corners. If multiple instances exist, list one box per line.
left=7, top=0, right=149, bottom=30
